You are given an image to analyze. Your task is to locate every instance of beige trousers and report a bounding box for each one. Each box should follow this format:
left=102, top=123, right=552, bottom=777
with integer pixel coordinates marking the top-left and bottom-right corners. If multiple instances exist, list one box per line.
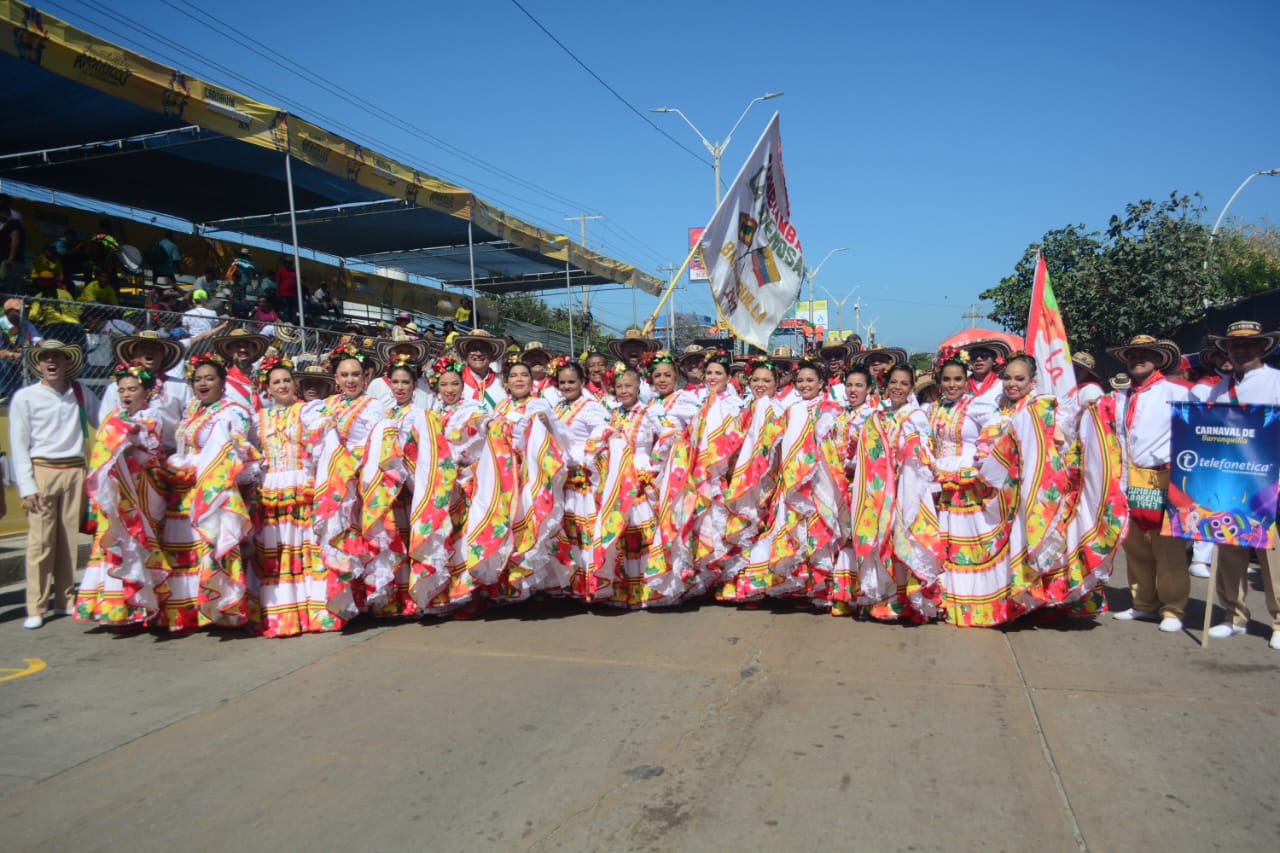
left=25, top=464, right=85, bottom=617
left=1216, top=542, right=1280, bottom=631
left=1122, top=527, right=1190, bottom=618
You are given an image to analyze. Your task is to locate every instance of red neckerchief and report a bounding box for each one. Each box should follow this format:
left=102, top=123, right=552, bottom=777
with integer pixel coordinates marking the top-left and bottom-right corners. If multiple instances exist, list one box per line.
left=777, top=383, right=794, bottom=398
left=683, top=381, right=704, bottom=393
left=1124, top=370, right=1166, bottom=433
left=586, top=379, right=608, bottom=397
left=827, top=376, right=841, bottom=388
left=226, top=364, right=262, bottom=412
left=532, top=376, right=554, bottom=394
left=967, top=372, right=998, bottom=396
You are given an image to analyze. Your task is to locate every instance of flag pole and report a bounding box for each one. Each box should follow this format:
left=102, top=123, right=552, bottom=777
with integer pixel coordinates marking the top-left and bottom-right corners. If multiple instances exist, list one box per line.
left=642, top=239, right=701, bottom=335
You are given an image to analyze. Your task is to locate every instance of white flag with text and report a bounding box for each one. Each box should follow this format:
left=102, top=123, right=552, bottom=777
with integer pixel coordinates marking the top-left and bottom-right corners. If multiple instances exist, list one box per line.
left=696, top=113, right=803, bottom=350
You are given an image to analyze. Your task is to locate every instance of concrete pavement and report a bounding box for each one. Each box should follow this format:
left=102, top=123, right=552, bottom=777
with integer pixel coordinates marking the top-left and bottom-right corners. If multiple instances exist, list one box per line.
left=0, top=572, right=1278, bottom=852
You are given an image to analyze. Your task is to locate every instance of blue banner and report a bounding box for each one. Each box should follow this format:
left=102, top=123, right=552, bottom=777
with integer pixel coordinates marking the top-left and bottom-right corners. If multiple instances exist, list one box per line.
left=1163, top=402, right=1280, bottom=548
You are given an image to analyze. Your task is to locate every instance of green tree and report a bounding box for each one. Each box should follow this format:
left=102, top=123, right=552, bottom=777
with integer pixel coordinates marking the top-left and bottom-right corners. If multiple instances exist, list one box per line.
left=491, top=292, right=611, bottom=354
left=980, top=192, right=1280, bottom=354
left=908, top=352, right=935, bottom=373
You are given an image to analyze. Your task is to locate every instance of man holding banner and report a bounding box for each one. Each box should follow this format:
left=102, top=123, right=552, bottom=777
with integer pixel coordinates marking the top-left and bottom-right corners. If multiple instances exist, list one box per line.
left=1202, top=322, right=1280, bottom=649
left=1108, top=334, right=1190, bottom=633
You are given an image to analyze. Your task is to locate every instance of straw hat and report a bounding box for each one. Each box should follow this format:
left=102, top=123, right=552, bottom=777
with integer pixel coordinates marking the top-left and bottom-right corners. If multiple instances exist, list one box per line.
left=850, top=346, right=909, bottom=367
left=26, top=339, right=84, bottom=379
left=768, top=345, right=797, bottom=372
left=294, top=364, right=336, bottom=397
left=1106, top=334, right=1180, bottom=372
left=1209, top=320, right=1280, bottom=358
left=274, top=323, right=304, bottom=346
left=521, top=340, right=553, bottom=366
left=1198, top=346, right=1227, bottom=371
left=607, top=328, right=661, bottom=361
left=1071, top=351, right=1102, bottom=384
left=817, top=336, right=855, bottom=361
left=375, top=337, right=432, bottom=366
left=114, top=330, right=184, bottom=374
left=213, top=329, right=271, bottom=363
left=964, top=338, right=1012, bottom=361
left=913, top=374, right=937, bottom=397
left=676, top=344, right=707, bottom=366
left=453, top=329, right=506, bottom=362
left=1109, top=373, right=1132, bottom=391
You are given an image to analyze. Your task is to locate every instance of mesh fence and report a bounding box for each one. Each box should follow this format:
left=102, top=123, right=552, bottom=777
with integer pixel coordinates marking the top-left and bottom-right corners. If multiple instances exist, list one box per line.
left=1, top=291, right=357, bottom=400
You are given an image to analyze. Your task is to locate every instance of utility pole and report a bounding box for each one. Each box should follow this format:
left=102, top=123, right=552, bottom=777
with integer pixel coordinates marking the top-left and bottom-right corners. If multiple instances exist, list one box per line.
left=658, top=263, right=679, bottom=348
left=566, top=214, right=603, bottom=338
left=962, top=303, right=984, bottom=328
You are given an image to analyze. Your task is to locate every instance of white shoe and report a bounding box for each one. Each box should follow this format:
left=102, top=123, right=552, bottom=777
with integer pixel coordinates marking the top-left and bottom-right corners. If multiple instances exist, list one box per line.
left=1270, top=631, right=1280, bottom=651
left=1158, top=616, right=1183, bottom=633
left=1189, top=562, right=1211, bottom=579
left=22, top=615, right=43, bottom=630
left=1113, top=607, right=1159, bottom=622
left=1207, top=623, right=1246, bottom=639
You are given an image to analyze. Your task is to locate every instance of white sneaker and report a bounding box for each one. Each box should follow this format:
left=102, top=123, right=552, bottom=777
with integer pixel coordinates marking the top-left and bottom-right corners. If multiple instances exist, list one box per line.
left=1158, top=616, right=1183, bottom=633
left=1188, top=562, right=1211, bottom=579
left=1207, top=623, right=1246, bottom=639
left=22, top=615, right=43, bottom=630
left=1113, top=607, right=1159, bottom=622
left=1270, top=631, right=1280, bottom=651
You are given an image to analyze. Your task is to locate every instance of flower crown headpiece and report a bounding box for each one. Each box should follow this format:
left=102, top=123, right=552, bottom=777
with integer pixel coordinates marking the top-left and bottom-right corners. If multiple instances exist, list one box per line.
left=255, top=354, right=294, bottom=391
left=639, top=348, right=676, bottom=376
left=326, top=343, right=366, bottom=373
left=933, top=346, right=970, bottom=376
left=704, top=348, right=733, bottom=370
left=745, top=355, right=776, bottom=374
left=112, top=363, right=154, bottom=384
left=429, top=354, right=464, bottom=389
left=185, top=352, right=226, bottom=382
left=385, top=352, right=420, bottom=377
left=548, top=354, right=573, bottom=376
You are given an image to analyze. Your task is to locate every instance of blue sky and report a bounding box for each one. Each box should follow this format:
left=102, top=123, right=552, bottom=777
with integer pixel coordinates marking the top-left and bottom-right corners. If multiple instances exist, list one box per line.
left=37, top=0, right=1280, bottom=351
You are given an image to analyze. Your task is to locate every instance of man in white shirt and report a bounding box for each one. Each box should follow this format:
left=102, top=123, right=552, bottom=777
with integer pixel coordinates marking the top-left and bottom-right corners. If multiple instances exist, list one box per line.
left=1107, top=334, right=1190, bottom=633
left=9, top=340, right=100, bottom=629
left=97, top=331, right=190, bottom=451
left=182, top=289, right=218, bottom=337
left=1203, top=321, right=1280, bottom=650
left=456, top=331, right=508, bottom=411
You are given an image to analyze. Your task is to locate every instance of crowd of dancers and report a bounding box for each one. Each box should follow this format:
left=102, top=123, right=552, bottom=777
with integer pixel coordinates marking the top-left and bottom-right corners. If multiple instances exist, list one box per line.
left=17, top=319, right=1275, bottom=640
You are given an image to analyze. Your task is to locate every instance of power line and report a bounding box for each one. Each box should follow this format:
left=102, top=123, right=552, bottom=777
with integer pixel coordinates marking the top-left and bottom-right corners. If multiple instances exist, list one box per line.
left=47, top=0, right=667, bottom=275
left=159, top=0, right=599, bottom=216
left=506, top=0, right=712, bottom=168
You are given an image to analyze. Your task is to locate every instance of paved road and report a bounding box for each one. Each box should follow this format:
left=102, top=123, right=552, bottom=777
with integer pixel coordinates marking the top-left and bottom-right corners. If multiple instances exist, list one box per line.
left=1, top=571, right=1278, bottom=852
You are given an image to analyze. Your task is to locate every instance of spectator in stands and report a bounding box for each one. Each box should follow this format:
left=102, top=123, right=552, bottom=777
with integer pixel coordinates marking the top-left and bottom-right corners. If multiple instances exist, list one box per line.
left=253, top=296, right=280, bottom=325
left=0, top=297, right=43, bottom=402
left=225, top=247, right=257, bottom=292
left=182, top=289, right=218, bottom=337
left=28, top=272, right=85, bottom=352
left=86, top=218, right=120, bottom=276
left=0, top=199, right=27, bottom=293
left=193, top=264, right=218, bottom=293
left=149, top=229, right=183, bottom=285
left=104, top=309, right=139, bottom=338
left=275, top=256, right=298, bottom=322
left=78, top=270, right=120, bottom=305
left=454, top=296, right=473, bottom=327
left=311, top=279, right=328, bottom=309
left=30, top=244, right=63, bottom=285
left=442, top=320, right=459, bottom=346
left=81, top=314, right=114, bottom=380
left=53, top=228, right=86, bottom=284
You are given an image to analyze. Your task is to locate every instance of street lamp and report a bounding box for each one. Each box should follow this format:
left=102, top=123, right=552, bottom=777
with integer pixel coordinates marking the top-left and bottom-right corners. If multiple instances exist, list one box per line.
left=817, top=284, right=861, bottom=341
left=650, top=92, right=784, bottom=206
left=1204, top=168, right=1280, bottom=270
left=806, top=247, right=848, bottom=350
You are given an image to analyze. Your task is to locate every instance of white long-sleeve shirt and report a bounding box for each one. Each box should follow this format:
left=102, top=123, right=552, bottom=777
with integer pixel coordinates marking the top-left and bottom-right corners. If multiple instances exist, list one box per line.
left=1208, top=364, right=1280, bottom=405
left=8, top=380, right=101, bottom=497
left=1113, top=377, right=1187, bottom=469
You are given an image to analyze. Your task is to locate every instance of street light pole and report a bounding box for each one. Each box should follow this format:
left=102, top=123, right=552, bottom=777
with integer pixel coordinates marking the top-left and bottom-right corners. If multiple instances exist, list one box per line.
left=806, top=247, right=848, bottom=351
left=1204, top=168, right=1280, bottom=270
left=817, top=284, right=861, bottom=339
left=650, top=92, right=784, bottom=207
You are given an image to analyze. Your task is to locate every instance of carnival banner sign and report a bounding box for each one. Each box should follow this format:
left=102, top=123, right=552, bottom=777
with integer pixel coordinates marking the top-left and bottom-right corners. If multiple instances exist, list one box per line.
left=1163, top=402, right=1280, bottom=548
left=697, top=112, right=803, bottom=351
left=688, top=227, right=708, bottom=281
